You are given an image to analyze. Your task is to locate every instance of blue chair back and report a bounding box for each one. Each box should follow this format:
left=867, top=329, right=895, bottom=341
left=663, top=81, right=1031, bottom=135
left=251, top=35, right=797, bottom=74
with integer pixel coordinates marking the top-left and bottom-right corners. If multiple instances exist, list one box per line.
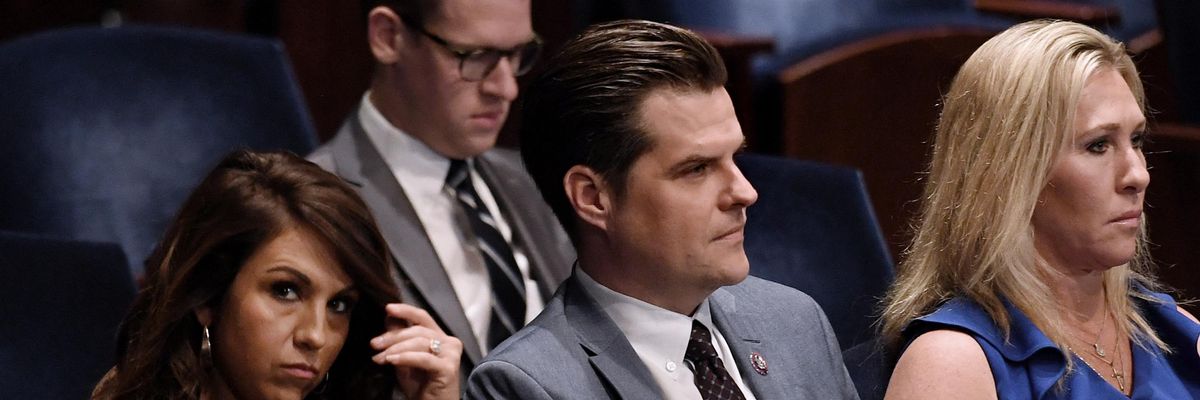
left=737, top=154, right=894, bottom=349
left=843, top=338, right=890, bottom=400
left=0, top=26, right=318, bottom=275
left=0, top=230, right=135, bottom=399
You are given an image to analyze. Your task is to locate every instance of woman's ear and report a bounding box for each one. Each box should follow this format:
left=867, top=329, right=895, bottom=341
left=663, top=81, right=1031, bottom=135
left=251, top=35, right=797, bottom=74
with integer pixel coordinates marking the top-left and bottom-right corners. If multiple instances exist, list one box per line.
left=564, top=165, right=612, bottom=233
left=366, top=6, right=405, bottom=65
left=195, top=306, right=214, bottom=327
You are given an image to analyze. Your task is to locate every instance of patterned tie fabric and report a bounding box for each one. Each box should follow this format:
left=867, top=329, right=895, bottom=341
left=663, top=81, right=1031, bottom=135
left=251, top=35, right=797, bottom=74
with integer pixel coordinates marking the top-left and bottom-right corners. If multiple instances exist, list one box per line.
left=685, top=320, right=747, bottom=400
left=446, top=159, right=526, bottom=349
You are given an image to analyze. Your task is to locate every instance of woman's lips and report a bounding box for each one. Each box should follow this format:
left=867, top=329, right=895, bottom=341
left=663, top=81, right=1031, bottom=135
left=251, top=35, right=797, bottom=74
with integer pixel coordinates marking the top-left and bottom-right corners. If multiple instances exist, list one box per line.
left=1110, top=209, right=1141, bottom=227
left=281, top=363, right=318, bottom=380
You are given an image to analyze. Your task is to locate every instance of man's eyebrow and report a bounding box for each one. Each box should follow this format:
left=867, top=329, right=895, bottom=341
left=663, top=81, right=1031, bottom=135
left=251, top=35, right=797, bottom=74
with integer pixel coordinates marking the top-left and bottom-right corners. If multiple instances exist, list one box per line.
left=444, top=34, right=539, bottom=53
left=668, top=154, right=717, bottom=173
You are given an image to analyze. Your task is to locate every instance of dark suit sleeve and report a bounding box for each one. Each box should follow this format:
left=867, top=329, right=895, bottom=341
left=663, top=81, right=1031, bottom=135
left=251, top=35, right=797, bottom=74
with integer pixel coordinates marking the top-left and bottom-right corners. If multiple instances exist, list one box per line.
left=465, top=360, right=555, bottom=400
left=808, top=297, right=861, bottom=400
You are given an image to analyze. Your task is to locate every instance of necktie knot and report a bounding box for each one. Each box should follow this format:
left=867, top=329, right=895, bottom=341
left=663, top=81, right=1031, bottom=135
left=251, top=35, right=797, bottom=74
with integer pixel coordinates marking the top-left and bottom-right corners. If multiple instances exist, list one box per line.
left=684, top=320, right=747, bottom=400
left=686, top=320, right=720, bottom=363
left=446, top=159, right=469, bottom=191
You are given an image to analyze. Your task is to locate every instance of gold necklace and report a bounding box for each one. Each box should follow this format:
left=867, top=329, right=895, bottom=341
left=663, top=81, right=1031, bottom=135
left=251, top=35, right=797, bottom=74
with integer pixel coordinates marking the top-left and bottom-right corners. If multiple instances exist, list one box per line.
left=1070, top=344, right=1128, bottom=394
left=1069, top=304, right=1108, bottom=354
left=1066, top=310, right=1128, bottom=394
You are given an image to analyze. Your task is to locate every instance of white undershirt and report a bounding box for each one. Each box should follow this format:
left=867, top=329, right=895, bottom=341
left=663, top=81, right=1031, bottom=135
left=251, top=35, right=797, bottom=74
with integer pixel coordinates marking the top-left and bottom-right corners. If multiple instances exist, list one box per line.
left=358, top=94, right=544, bottom=356
left=576, top=269, right=757, bottom=400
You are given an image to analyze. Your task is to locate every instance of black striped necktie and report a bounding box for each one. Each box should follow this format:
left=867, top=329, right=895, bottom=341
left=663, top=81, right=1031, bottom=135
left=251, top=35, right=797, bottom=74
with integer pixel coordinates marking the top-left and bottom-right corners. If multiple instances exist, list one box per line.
left=446, top=159, right=527, bottom=349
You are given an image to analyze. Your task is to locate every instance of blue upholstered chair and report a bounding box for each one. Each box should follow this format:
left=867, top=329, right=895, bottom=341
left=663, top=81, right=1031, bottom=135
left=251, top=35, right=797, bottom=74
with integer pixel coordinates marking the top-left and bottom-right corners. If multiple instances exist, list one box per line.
left=737, top=154, right=894, bottom=350
left=0, top=26, right=318, bottom=275
left=0, top=230, right=136, bottom=399
left=842, top=338, right=890, bottom=400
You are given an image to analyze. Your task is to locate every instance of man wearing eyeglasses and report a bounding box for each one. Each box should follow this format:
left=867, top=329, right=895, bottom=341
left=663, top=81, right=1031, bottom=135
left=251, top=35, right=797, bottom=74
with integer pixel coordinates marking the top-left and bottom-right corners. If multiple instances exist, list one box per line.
left=308, top=0, right=574, bottom=381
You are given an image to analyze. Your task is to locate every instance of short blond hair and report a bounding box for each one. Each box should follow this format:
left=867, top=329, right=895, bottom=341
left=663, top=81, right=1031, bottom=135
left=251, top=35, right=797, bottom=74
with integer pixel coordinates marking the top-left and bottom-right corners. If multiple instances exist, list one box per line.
left=881, top=20, right=1165, bottom=362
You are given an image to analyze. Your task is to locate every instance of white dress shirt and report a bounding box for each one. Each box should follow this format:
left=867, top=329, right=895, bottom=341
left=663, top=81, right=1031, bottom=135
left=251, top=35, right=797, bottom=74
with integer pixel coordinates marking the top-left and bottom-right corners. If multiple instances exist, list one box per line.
left=576, top=269, right=758, bottom=400
left=358, top=94, right=545, bottom=355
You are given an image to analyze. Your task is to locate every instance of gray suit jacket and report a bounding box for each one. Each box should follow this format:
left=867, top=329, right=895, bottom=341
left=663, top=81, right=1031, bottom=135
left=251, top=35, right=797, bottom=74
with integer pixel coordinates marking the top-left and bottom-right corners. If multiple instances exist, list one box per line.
left=465, top=274, right=860, bottom=399
left=308, top=111, right=575, bottom=372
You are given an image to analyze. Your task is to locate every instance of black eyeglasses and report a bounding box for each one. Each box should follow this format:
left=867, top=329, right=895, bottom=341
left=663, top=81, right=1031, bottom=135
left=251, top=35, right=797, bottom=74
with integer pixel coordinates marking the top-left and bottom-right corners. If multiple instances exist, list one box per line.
left=402, top=16, right=543, bottom=82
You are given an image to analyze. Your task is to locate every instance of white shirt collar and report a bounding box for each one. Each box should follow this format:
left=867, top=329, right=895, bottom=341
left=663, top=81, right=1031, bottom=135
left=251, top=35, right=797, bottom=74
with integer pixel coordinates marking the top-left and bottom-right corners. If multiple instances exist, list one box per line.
left=358, top=92, right=455, bottom=198
left=575, top=268, right=718, bottom=374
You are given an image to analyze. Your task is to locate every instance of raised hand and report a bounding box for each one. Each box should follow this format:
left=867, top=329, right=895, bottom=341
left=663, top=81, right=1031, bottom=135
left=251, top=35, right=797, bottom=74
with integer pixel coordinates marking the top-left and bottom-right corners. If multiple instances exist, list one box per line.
left=371, top=303, right=462, bottom=399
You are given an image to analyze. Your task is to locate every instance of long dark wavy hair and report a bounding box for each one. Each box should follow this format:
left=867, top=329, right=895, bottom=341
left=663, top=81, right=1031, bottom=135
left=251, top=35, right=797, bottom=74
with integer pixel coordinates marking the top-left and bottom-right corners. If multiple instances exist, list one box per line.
left=92, top=150, right=399, bottom=399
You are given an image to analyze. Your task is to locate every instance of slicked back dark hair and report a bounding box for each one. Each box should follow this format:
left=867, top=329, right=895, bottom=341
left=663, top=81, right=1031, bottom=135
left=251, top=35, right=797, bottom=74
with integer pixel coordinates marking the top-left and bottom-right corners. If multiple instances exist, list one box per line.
left=520, top=19, right=727, bottom=244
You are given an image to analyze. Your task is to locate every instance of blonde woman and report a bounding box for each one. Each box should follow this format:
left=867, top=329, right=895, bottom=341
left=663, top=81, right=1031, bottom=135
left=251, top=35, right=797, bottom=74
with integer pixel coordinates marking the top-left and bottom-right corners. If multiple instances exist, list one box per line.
left=882, top=20, right=1200, bottom=399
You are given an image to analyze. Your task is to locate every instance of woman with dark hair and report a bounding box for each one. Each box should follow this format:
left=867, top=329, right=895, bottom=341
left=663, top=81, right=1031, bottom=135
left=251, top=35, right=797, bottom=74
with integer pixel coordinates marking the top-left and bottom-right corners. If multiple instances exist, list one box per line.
left=92, top=150, right=461, bottom=400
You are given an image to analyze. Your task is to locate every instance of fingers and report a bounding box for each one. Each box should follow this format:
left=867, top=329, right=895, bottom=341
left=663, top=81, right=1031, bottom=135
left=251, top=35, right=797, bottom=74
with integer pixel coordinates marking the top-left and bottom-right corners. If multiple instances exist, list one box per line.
left=391, top=350, right=462, bottom=400
left=371, top=334, right=463, bottom=364
left=384, top=349, right=455, bottom=371
left=385, top=341, right=462, bottom=398
left=370, top=324, right=442, bottom=352
left=384, top=303, right=440, bottom=331
left=373, top=304, right=463, bottom=400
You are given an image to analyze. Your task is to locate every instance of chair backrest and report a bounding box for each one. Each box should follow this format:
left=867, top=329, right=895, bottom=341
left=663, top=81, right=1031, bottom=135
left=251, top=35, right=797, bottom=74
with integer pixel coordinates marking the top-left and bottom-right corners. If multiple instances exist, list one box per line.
left=1154, top=0, right=1200, bottom=124
left=842, top=338, right=890, bottom=400
left=0, top=26, right=318, bottom=275
left=778, top=27, right=996, bottom=258
left=0, top=230, right=135, bottom=399
left=737, top=154, right=894, bottom=349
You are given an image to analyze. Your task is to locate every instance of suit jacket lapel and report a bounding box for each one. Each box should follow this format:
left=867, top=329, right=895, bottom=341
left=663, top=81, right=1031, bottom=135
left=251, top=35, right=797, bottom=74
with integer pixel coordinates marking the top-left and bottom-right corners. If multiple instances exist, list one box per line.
left=710, top=288, right=784, bottom=399
left=562, top=274, right=662, bottom=400
left=475, top=155, right=569, bottom=301
left=331, top=116, right=485, bottom=365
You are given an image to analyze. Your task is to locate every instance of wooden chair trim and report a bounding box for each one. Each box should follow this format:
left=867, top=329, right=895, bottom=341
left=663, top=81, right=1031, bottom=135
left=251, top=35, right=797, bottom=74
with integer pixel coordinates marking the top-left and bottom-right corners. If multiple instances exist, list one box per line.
left=778, top=27, right=997, bottom=83
left=974, top=0, right=1120, bottom=24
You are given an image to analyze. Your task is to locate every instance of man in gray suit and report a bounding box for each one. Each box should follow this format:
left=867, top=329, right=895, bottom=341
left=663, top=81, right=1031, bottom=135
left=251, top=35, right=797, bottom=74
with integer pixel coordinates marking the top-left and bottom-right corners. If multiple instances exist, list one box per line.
left=308, top=0, right=573, bottom=376
left=465, top=20, right=859, bottom=399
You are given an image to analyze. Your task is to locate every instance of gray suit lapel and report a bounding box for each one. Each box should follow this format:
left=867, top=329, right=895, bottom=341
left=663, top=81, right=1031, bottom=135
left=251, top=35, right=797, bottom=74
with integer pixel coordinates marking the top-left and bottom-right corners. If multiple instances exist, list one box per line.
left=332, top=117, right=485, bottom=365
left=710, top=288, right=784, bottom=399
left=562, top=275, right=662, bottom=400
left=475, top=155, right=569, bottom=300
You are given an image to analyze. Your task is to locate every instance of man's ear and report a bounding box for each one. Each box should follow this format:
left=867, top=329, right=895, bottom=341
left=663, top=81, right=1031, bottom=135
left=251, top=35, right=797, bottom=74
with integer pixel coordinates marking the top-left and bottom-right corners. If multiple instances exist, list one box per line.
left=366, top=6, right=405, bottom=65
left=564, top=165, right=612, bottom=232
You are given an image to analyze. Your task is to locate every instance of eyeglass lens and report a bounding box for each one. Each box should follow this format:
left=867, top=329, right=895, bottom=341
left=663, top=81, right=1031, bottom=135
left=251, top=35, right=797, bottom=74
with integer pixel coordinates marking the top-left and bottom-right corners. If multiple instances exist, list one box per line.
left=460, top=41, right=542, bottom=81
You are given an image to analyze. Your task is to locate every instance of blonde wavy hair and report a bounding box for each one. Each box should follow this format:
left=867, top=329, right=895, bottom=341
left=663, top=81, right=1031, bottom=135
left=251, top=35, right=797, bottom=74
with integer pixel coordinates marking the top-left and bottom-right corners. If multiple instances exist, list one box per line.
left=880, top=19, right=1167, bottom=361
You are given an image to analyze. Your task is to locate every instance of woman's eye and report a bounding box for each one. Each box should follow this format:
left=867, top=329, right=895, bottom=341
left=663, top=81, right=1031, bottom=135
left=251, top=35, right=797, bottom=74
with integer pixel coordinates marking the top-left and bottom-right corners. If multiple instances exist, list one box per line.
left=1086, top=139, right=1109, bottom=153
left=1131, top=133, right=1146, bottom=149
left=329, top=298, right=356, bottom=315
left=271, top=282, right=300, bottom=300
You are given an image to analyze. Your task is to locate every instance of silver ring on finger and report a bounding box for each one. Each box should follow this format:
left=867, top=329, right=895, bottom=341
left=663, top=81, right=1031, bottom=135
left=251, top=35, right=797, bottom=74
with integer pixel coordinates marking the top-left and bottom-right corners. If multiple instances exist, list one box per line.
left=429, top=338, right=442, bottom=355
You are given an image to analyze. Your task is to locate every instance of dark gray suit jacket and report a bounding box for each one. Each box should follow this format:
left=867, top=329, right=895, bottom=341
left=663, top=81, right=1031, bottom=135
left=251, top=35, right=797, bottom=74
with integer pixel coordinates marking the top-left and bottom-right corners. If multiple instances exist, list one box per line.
left=465, top=274, right=860, bottom=399
left=308, top=111, right=575, bottom=373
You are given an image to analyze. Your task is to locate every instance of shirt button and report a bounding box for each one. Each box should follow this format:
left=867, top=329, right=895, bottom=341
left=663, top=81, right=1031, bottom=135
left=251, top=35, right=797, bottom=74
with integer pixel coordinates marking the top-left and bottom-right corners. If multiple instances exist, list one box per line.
left=666, top=361, right=677, bottom=372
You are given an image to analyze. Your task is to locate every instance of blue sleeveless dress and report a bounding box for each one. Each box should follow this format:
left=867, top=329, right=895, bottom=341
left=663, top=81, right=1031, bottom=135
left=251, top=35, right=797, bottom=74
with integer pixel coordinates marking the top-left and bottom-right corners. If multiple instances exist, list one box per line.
left=903, top=292, right=1200, bottom=399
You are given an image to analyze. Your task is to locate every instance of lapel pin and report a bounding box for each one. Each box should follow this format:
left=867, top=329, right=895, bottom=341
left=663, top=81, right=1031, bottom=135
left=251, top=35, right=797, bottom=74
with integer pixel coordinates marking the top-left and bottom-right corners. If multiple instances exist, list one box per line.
left=750, top=352, right=768, bottom=375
